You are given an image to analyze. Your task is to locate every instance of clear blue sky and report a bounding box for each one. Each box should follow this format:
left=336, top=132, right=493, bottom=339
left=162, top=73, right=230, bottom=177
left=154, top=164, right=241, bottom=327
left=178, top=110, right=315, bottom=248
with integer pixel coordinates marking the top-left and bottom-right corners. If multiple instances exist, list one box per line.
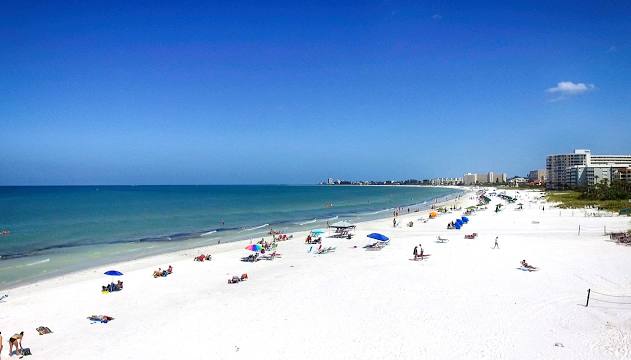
left=1, top=1, right=630, bottom=185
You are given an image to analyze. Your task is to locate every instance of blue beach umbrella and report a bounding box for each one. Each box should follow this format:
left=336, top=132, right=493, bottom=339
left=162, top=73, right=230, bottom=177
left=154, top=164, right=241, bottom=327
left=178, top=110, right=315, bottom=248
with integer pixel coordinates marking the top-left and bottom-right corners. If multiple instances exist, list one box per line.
left=454, top=223, right=461, bottom=230
left=367, top=233, right=389, bottom=241
left=455, top=219, right=463, bottom=226
left=311, top=229, right=325, bottom=235
left=462, top=216, right=469, bottom=223
left=104, top=270, right=124, bottom=276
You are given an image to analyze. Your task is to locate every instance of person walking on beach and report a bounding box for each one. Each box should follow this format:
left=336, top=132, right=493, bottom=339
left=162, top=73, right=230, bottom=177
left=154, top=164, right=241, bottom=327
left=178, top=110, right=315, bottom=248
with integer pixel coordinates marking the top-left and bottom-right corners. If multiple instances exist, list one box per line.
left=493, top=236, right=499, bottom=249
left=8, top=331, right=23, bottom=356
left=393, top=218, right=397, bottom=227
left=413, top=246, right=418, bottom=260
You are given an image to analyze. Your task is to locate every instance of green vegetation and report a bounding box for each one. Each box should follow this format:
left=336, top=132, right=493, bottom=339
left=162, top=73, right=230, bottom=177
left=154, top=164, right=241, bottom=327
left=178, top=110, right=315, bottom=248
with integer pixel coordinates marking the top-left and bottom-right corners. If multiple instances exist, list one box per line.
left=546, top=190, right=630, bottom=213
left=580, top=180, right=631, bottom=201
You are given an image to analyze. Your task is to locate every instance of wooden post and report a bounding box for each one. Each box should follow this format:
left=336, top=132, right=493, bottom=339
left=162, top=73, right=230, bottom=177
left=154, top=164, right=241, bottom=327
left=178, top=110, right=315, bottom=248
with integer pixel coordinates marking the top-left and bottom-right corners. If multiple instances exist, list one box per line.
left=586, top=289, right=591, bottom=307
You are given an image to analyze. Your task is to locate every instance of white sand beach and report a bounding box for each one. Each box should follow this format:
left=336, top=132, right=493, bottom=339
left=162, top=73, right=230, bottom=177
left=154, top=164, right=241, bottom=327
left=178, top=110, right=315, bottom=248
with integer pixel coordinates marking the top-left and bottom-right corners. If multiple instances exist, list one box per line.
left=1, top=189, right=631, bottom=359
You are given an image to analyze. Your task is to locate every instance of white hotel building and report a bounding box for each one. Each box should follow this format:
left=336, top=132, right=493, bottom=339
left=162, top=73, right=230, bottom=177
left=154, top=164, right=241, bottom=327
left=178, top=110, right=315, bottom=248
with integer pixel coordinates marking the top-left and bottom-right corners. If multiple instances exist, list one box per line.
left=546, top=149, right=631, bottom=189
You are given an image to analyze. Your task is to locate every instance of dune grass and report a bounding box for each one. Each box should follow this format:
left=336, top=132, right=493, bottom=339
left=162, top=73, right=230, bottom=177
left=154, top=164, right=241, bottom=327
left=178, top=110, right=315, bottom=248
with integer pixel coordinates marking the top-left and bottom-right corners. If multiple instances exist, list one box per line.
left=546, top=191, right=631, bottom=213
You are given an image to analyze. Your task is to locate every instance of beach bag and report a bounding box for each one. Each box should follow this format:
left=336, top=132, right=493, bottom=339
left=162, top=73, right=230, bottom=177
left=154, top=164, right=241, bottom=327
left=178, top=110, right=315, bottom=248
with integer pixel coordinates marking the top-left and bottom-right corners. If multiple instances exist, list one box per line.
left=21, top=348, right=32, bottom=356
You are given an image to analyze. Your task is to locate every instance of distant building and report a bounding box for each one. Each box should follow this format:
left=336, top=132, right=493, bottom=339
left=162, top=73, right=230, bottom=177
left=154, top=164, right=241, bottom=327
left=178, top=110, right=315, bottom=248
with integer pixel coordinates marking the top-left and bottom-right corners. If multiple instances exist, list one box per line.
left=508, top=176, right=528, bottom=187
left=546, top=149, right=631, bottom=189
left=528, top=169, right=547, bottom=184
left=429, top=177, right=462, bottom=186
left=463, top=172, right=507, bottom=185
left=326, top=178, right=334, bottom=185
left=463, top=173, right=478, bottom=185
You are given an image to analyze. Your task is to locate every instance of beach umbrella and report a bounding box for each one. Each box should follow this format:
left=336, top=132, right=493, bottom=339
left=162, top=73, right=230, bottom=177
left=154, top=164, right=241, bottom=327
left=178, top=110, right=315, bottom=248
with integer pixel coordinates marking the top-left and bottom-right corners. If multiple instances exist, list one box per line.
left=330, top=221, right=353, bottom=228
left=311, top=229, right=325, bottom=235
left=104, top=270, right=123, bottom=276
left=245, top=244, right=263, bottom=252
left=367, top=233, right=389, bottom=241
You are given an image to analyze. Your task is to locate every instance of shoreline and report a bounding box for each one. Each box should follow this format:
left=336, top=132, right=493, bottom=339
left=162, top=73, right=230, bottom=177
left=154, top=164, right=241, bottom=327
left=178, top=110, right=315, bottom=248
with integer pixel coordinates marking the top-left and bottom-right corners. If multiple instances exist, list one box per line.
left=1, top=188, right=467, bottom=292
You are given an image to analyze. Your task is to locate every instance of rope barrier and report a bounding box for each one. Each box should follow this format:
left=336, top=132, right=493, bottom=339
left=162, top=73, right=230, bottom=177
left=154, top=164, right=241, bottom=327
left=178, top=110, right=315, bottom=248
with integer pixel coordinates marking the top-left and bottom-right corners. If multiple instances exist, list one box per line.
left=590, top=290, right=631, bottom=298
left=586, top=288, right=631, bottom=307
left=590, top=298, right=631, bottom=305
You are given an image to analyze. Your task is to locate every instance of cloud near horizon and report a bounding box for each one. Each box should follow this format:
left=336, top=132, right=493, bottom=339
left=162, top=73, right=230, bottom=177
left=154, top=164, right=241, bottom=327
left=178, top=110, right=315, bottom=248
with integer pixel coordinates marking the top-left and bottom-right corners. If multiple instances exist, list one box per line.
left=546, top=81, right=595, bottom=101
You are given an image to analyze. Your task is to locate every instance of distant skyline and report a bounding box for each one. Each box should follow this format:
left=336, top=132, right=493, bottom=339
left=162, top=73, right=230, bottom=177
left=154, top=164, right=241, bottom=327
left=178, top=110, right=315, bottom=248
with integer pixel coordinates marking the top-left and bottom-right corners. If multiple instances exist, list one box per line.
left=1, top=2, right=630, bottom=185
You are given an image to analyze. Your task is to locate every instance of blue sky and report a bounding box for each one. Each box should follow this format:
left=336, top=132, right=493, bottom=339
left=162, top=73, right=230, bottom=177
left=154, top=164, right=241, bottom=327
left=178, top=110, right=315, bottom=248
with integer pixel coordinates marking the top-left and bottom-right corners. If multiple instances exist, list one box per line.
left=1, top=1, right=630, bottom=185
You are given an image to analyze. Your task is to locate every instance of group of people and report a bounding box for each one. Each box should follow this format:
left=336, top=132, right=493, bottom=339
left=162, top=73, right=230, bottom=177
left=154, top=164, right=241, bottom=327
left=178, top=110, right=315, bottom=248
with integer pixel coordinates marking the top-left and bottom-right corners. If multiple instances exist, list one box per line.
left=273, top=233, right=291, bottom=241
left=194, top=254, right=212, bottom=262
left=101, top=280, right=124, bottom=293
left=0, top=331, right=25, bottom=358
left=256, top=238, right=277, bottom=253
left=305, top=234, right=321, bottom=244
left=412, top=244, right=425, bottom=260
left=228, top=273, right=248, bottom=284
left=152, top=265, right=173, bottom=278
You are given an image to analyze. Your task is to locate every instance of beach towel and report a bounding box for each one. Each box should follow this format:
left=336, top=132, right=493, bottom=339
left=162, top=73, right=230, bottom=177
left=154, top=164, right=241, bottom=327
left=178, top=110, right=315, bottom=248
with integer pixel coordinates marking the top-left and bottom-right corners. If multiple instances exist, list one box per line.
left=88, top=315, right=115, bottom=323
left=36, top=326, right=53, bottom=335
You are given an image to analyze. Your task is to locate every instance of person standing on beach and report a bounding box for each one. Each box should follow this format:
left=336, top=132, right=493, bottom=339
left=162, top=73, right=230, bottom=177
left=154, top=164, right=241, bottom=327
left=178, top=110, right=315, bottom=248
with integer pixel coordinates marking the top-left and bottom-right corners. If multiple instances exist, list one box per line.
left=393, top=218, right=397, bottom=227
left=493, top=236, right=499, bottom=249
left=413, top=246, right=418, bottom=260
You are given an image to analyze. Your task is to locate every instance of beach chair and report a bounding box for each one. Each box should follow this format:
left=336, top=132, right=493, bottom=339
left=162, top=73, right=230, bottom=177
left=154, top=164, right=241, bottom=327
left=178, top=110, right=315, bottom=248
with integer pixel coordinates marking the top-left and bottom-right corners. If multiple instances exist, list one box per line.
left=317, top=246, right=336, bottom=254
left=365, top=242, right=386, bottom=251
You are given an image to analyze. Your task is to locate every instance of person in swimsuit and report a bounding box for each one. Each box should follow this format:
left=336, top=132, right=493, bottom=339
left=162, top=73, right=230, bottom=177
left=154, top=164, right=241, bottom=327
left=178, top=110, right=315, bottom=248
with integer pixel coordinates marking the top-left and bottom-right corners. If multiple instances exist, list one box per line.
left=8, top=331, right=23, bottom=356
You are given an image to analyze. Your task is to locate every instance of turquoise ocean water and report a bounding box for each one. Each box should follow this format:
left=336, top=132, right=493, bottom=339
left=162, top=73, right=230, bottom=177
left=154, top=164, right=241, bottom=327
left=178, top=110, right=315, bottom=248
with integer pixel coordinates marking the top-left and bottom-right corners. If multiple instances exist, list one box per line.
left=0, top=185, right=460, bottom=288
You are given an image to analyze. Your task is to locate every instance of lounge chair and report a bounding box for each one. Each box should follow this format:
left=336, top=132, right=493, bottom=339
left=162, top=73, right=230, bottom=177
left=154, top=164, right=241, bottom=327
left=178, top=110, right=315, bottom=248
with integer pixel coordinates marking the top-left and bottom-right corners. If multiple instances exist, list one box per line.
left=316, top=246, right=336, bottom=254
left=364, top=242, right=386, bottom=251
left=261, top=251, right=281, bottom=260
left=437, top=236, right=449, bottom=243
left=240, top=253, right=260, bottom=262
